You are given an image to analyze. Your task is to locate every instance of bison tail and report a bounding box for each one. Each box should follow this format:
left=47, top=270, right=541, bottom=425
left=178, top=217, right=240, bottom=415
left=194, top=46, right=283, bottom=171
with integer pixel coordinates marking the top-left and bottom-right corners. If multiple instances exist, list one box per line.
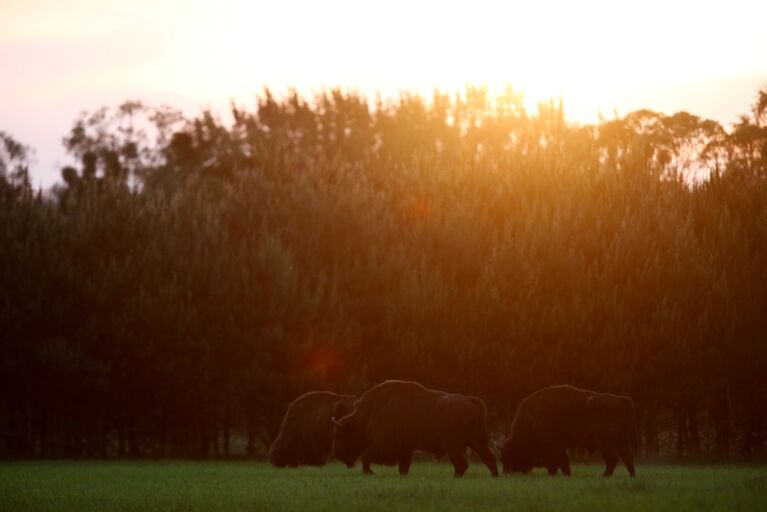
left=468, top=396, right=491, bottom=439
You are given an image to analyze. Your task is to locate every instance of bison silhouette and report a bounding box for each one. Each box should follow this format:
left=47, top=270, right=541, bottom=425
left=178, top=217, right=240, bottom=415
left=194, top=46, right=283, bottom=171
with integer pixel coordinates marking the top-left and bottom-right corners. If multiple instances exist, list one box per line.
left=500, top=385, right=638, bottom=477
left=331, top=380, right=498, bottom=477
left=269, top=391, right=356, bottom=467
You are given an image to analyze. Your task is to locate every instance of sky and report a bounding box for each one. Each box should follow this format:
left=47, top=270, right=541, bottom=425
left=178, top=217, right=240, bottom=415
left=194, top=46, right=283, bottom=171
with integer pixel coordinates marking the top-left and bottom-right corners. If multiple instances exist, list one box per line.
left=2, top=0, right=766, bottom=188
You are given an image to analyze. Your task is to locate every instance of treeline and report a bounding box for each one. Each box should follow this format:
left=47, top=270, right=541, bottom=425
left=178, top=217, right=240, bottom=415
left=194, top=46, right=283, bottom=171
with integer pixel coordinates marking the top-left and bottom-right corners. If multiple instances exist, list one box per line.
left=1, top=86, right=766, bottom=459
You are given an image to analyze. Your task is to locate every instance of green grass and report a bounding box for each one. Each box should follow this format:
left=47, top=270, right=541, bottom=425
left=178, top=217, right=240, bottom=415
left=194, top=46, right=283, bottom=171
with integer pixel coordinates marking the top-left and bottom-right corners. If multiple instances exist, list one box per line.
left=0, top=461, right=765, bottom=512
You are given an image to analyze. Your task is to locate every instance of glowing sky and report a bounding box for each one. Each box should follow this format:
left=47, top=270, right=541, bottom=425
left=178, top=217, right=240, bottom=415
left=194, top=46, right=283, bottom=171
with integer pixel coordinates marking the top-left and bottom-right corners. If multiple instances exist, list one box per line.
left=2, top=0, right=766, bottom=187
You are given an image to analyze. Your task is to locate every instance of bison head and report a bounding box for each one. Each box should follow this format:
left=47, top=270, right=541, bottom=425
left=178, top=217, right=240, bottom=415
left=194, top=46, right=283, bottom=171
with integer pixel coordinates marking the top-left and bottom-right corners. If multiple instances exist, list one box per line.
left=500, top=438, right=533, bottom=475
left=267, top=439, right=289, bottom=468
left=331, top=414, right=366, bottom=468
left=333, top=397, right=356, bottom=420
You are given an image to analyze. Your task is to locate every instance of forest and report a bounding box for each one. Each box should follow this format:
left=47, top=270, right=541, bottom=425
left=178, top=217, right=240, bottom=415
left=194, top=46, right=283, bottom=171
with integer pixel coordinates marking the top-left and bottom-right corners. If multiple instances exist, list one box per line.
left=1, top=85, right=766, bottom=459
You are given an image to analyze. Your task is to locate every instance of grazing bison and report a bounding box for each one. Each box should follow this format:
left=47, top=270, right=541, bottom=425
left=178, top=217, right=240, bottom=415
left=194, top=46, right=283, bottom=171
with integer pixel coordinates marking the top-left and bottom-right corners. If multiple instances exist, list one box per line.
left=500, top=385, right=638, bottom=477
left=269, top=391, right=356, bottom=467
left=331, top=380, right=498, bottom=477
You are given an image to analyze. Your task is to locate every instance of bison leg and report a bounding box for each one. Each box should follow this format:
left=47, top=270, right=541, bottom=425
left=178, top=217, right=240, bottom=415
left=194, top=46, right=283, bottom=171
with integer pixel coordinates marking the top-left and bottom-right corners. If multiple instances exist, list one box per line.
left=361, top=456, right=375, bottom=476
left=447, top=448, right=469, bottom=478
left=398, top=451, right=413, bottom=476
left=470, top=443, right=499, bottom=477
left=618, top=448, right=636, bottom=478
left=545, top=447, right=566, bottom=476
left=601, top=449, right=618, bottom=477
left=558, top=451, right=572, bottom=476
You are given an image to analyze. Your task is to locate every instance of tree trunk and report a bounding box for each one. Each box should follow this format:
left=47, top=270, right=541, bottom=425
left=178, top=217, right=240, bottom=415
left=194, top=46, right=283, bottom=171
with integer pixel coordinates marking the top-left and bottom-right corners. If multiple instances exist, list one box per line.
left=159, top=411, right=167, bottom=459
left=687, top=403, right=700, bottom=454
left=246, top=421, right=256, bottom=458
left=39, top=412, right=47, bottom=458
left=118, top=425, right=126, bottom=458
left=742, top=389, right=764, bottom=456
left=643, top=403, right=658, bottom=457
left=127, top=424, right=139, bottom=458
left=99, top=417, right=108, bottom=458
left=676, top=406, right=687, bottom=456
left=223, top=400, right=230, bottom=458
left=714, top=387, right=730, bottom=458
left=197, top=398, right=209, bottom=459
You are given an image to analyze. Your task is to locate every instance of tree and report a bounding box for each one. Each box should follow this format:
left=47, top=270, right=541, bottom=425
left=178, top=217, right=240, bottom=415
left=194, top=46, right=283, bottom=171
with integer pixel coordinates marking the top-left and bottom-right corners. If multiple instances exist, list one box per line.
left=0, top=131, right=32, bottom=191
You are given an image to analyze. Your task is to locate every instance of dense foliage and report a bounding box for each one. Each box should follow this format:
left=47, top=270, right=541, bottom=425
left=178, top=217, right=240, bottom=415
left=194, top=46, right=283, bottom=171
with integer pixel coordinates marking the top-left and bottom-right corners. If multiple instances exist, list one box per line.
left=1, top=86, right=766, bottom=458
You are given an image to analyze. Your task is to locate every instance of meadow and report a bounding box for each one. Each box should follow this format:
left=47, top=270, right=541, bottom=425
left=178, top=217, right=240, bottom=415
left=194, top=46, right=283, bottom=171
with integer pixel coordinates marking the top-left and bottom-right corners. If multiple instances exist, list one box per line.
left=1, top=461, right=765, bottom=512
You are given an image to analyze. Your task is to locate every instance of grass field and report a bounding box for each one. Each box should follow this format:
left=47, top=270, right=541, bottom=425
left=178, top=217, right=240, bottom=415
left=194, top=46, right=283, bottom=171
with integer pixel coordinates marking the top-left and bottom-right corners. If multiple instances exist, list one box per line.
left=1, top=461, right=765, bottom=512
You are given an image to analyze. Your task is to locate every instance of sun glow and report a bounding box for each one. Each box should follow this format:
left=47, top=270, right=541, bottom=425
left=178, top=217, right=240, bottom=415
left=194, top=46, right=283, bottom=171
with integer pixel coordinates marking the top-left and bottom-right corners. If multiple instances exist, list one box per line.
left=3, top=0, right=766, bottom=115
left=151, top=0, right=767, bottom=120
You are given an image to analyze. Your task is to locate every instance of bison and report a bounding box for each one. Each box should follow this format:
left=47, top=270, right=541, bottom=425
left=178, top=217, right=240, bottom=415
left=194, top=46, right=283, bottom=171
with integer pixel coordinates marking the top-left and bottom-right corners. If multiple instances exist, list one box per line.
left=500, top=385, right=638, bottom=477
left=331, top=380, right=499, bottom=477
left=269, top=391, right=356, bottom=467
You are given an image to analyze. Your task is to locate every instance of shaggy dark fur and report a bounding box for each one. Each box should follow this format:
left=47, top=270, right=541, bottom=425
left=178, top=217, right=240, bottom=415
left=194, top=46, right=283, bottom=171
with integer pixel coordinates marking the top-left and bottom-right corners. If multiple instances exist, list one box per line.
left=268, top=391, right=356, bottom=467
left=331, top=380, right=498, bottom=477
left=500, top=385, right=638, bottom=477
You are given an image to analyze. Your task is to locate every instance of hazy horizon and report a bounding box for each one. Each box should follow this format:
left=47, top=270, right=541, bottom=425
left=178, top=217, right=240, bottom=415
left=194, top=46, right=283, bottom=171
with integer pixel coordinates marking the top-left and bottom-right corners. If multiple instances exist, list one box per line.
left=3, top=0, right=767, bottom=187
